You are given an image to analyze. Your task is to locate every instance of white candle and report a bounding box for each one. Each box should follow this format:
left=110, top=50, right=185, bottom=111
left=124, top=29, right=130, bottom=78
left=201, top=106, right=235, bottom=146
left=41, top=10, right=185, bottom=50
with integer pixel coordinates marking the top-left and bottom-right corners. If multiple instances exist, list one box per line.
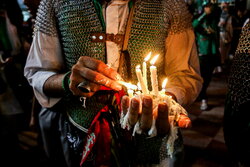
left=117, top=81, right=137, bottom=98
left=150, top=66, right=159, bottom=96
left=137, top=82, right=142, bottom=91
left=128, top=89, right=134, bottom=98
left=136, top=65, right=149, bottom=94
left=150, top=54, right=159, bottom=96
left=161, top=78, right=168, bottom=95
left=118, top=81, right=137, bottom=90
left=143, top=52, right=151, bottom=90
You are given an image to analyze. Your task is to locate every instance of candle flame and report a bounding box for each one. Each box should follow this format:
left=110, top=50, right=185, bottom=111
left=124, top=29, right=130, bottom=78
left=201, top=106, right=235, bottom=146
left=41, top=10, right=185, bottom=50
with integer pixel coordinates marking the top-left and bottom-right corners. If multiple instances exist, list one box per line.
left=136, top=65, right=141, bottom=69
left=144, top=52, right=152, bottom=62
left=118, top=81, right=137, bottom=90
left=150, top=54, right=159, bottom=65
left=162, top=78, right=168, bottom=89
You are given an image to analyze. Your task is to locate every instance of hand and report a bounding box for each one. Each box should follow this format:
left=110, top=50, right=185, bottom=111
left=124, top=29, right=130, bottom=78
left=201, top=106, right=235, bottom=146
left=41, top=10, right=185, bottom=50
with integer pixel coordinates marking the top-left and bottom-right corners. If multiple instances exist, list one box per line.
left=205, top=27, right=215, bottom=34
left=69, top=56, right=123, bottom=97
left=121, top=95, right=170, bottom=136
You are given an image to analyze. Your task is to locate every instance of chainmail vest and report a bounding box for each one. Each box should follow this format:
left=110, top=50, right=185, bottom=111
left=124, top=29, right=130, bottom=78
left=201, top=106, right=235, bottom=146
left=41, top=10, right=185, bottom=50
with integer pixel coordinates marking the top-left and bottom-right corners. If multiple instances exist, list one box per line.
left=228, top=21, right=250, bottom=110
left=34, top=0, right=192, bottom=132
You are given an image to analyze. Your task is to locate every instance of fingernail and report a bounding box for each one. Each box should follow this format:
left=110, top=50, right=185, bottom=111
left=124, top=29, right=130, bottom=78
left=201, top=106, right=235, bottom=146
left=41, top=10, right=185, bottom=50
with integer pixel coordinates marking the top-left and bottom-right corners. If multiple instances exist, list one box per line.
left=143, top=96, right=152, bottom=108
left=131, top=98, right=139, bottom=108
left=158, top=103, right=168, bottom=113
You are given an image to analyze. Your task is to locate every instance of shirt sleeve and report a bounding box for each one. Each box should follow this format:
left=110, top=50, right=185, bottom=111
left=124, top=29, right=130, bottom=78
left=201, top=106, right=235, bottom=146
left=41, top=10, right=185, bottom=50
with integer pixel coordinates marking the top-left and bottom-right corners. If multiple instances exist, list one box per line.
left=164, top=0, right=203, bottom=106
left=165, top=29, right=203, bottom=106
left=24, top=31, right=65, bottom=108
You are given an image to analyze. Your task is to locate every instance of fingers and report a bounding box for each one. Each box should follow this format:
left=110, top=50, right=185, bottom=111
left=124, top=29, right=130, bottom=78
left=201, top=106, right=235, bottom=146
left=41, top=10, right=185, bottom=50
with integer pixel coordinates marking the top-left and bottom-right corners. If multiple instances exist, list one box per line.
left=69, top=72, right=100, bottom=97
left=177, top=114, right=192, bottom=128
left=140, top=96, right=153, bottom=131
left=79, top=56, right=122, bottom=80
left=156, top=103, right=170, bottom=136
left=77, top=66, right=122, bottom=90
left=71, top=56, right=122, bottom=91
left=121, top=96, right=139, bottom=126
left=121, top=94, right=189, bottom=137
left=128, top=97, right=139, bottom=126
left=121, top=96, right=130, bottom=115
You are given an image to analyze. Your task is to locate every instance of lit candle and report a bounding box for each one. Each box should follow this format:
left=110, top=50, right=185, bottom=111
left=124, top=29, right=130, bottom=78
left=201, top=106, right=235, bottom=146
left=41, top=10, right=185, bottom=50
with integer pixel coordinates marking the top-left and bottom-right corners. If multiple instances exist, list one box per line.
left=143, top=52, right=151, bottom=90
left=118, top=81, right=137, bottom=98
left=150, top=54, right=159, bottom=96
left=118, top=81, right=137, bottom=90
left=137, top=82, right=142, bottom=91
left=161, top=78, right=168, bottom=94
left=136, top=65, right=149, bottom=94
left=127, top=82, right=134, bottom=98
left=128, top=89, right=134, bottom=98
left=135, top=82, right=141, bottom=96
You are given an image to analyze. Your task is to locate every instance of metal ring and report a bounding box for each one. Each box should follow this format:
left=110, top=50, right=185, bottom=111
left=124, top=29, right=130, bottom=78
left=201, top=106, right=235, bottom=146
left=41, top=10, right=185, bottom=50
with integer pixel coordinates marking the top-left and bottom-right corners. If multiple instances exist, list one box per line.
left=77, top=81, right=91, bottom=93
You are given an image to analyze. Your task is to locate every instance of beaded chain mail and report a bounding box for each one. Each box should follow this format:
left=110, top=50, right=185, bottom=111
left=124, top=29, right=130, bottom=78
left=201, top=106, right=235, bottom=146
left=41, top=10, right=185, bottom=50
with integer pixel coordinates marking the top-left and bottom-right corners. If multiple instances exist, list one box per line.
left=33, top=0, right=194, bottom=165
left=228, top=21, right=250, bottom=110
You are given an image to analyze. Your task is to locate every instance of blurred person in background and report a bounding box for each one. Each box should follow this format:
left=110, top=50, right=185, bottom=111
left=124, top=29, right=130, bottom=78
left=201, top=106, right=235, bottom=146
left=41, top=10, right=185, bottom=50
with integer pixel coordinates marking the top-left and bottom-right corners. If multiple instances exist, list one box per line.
left=22, top=0, right=41, bottom=47
left=192, top=1, right=220, bottom=111
left=218, top=2, right=233, bottom=69
left=0, top=0, right=33, bottom=118
left=21, top=0, right=42, bottom=129
left=0, top=1, right=25, bottom=165
left=231, top=5, right=248, bottom=59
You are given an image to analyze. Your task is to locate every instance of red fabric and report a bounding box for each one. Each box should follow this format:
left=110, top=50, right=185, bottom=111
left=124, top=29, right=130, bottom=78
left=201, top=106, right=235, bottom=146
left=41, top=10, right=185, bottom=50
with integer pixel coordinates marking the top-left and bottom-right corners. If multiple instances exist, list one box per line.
left=80, top=87, right=125, bottom=166
left=115, top=89, right=126, bottom=112
left=95, top=119, right=111, bottom=166
left=80, top=121, right=100, bottom=165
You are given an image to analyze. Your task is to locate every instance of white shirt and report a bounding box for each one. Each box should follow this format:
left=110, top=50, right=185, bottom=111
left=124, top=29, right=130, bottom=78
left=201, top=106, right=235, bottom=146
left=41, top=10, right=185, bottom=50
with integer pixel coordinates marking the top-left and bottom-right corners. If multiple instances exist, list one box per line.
left=105, top=0, right=129, bottom=70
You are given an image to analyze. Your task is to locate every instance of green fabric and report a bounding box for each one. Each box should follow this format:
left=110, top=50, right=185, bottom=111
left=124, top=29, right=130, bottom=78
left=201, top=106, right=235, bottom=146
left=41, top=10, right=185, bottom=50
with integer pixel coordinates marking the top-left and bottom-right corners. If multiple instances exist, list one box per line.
left=0, top=16, right=12, bottom=52
left=61, top=71, right=72, bottom=96
left=128, top=0, right=133, bottom=9
left=93, top=0, right=105, bottom=31
left=192, top=13, right=219, bottom=55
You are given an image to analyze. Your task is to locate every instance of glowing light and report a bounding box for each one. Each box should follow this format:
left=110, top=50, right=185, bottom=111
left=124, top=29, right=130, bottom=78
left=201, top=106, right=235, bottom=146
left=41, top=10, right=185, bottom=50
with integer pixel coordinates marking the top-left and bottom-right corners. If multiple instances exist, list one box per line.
left=150, top=54, right=159, bottom=65
left=162, top=78, right=168, bottom=90
left=144, top=52, right=152, bottom=62
left=118, top=81, right=137, bottom=90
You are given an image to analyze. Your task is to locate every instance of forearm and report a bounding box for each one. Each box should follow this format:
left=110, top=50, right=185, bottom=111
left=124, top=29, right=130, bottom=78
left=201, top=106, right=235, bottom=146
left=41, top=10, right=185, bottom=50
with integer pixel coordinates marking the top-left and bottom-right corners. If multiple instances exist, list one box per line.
left=43, top=73, right=65, bottom=97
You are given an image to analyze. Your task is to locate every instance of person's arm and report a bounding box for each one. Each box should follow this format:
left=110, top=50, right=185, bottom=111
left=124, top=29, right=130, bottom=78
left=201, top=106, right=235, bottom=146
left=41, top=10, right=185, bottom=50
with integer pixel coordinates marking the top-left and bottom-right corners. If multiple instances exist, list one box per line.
left=24, top=0, right=66, bottom=108
left=192, top=13, right=206, bottom=28
left=164, top=0, right=203, bottom=107
left=24, top=31, right=65, bottom=108
left=25, top=0, right=123, bottom=108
